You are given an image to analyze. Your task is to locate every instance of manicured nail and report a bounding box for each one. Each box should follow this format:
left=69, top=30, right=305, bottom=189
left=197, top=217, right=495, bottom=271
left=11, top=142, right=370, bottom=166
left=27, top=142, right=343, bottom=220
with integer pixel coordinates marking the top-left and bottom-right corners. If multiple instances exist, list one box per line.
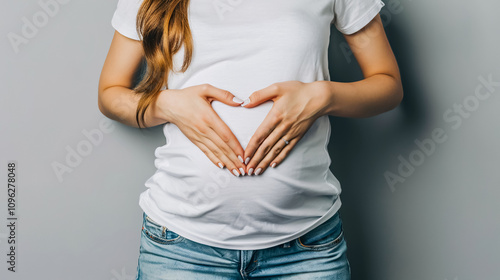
left=245, top=157, right=250, bottom=165
left=270, top=162, right=276, bottom=168
left=218, top=162, right=224, bottom=169
left=248, top=168, right=254, bottom=175
left=238, top=155, right=244, bottom=163
left=254, top=168, right=262, bottom=176
left=239, top=167, right=245, bottom=176
left=240, top=98, right=250, bottom=107
left=232, top=169, right=240, bottom=176
left=233, top=96, right=244, bottom=103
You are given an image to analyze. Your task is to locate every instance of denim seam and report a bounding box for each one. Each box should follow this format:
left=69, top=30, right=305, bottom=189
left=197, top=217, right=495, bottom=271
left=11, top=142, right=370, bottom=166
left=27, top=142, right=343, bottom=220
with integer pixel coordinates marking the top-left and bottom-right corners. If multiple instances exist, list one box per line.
left=143, top=214, right=185, bottom=244
left=296, top=230, right=344, bottom=250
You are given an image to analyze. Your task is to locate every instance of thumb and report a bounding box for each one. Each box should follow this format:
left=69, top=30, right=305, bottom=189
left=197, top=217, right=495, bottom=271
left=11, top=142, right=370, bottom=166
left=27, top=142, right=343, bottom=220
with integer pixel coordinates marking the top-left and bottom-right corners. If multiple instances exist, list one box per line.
left=204, top=85, right=245, bottom=106
left=240, top=86, right=276, bottom=108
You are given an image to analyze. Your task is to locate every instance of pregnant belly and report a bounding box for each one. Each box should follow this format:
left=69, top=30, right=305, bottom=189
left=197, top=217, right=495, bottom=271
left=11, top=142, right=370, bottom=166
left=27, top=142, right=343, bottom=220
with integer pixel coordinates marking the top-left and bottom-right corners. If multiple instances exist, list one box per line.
left=152, top=102, right=335, bottom=221
left=210, top=99, right=274, bottom=149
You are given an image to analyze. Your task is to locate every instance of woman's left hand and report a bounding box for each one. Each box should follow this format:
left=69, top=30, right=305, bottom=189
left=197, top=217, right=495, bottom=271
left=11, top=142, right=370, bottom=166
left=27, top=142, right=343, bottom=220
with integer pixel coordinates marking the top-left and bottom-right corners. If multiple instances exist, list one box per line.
left=241, top=80, right=332, bottom=175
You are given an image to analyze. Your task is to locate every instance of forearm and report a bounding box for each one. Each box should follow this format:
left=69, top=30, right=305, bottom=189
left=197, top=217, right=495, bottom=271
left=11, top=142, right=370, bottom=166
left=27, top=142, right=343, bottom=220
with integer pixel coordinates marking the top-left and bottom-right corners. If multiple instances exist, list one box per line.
left=98, top=86, right=167, bottom=128
left=321, top=73, right=403, bottom=118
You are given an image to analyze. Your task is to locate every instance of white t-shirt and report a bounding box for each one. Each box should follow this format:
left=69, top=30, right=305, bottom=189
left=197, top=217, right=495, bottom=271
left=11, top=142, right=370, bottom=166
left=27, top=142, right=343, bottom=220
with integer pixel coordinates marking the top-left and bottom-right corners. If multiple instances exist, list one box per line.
left=111, top=0, right=385, bottom=250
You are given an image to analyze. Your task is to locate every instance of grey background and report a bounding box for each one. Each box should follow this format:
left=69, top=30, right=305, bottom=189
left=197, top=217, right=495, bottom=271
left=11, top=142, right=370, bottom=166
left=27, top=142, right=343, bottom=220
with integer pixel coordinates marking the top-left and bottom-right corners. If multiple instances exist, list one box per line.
left=1, top=0, right=498, bottom=279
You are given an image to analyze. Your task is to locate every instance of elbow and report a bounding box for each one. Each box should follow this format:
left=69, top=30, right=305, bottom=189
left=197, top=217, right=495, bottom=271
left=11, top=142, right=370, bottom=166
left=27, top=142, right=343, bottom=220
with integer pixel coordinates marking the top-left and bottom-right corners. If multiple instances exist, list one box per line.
left=97, top=80, right=107, bottom=116
left=388, top=86, right=403, bottom=112
left=98, top=99, right=107, bottom=117
left=386, top=74, right=404, bottom=111
left=97, top=90, right=107, bottom=117
left=97, top=87, right=113, bottom=120
left=392, top=80, right=404, bottom=109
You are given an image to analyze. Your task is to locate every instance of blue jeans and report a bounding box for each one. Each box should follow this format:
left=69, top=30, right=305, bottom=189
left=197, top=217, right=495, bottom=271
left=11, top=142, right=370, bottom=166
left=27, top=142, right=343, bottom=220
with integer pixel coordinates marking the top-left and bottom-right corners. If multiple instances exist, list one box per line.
left=136, top=211, right=351, bottom=279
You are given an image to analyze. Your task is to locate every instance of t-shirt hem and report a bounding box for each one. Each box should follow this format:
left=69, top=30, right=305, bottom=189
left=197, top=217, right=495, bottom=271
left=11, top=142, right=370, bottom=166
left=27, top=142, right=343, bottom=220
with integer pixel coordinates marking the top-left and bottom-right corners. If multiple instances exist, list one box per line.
left=336, top=1, right=385, bottom=35
left=139, top=191, right=342, bottom=250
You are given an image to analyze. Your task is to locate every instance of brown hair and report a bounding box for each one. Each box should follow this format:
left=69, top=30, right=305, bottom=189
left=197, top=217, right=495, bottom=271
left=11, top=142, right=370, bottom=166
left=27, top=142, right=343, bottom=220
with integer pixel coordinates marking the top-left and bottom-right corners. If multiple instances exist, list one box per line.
left=134, top=0, right=193, bottom=128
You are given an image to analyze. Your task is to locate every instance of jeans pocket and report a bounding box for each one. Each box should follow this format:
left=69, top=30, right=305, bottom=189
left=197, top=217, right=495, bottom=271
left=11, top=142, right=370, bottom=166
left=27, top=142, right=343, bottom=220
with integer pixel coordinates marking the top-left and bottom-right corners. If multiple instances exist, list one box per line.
left=142, top=212, right=185, bottom=245
left=296, top=212, right=344, bottom=250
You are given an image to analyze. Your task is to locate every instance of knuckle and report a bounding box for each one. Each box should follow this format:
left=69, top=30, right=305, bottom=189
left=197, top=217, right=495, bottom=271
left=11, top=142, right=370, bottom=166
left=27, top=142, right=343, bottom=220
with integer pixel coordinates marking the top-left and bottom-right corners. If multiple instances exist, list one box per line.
left=211, top=148, right=222, bottom=157
left=200, top=83, right=213, bottom=92
left=273, top=147, right=282, bottom=155
left=272, top=111, right=284, bottom=122
left=199, top=114, right=211, bottom=124
left=282, top=117, right=295, bottom=126
left=262, top=145, right=272, bottom=156
left=222, top=90, right=233, bottom=100
left=255, top=134, right=268, bottom=146
left=196, top=124, right=208, bottom=135
left=219, top=132, right=230, bottom=143
left=252, top=91, right=260, bottom=101
left=269, top=83, right=280, bottom=93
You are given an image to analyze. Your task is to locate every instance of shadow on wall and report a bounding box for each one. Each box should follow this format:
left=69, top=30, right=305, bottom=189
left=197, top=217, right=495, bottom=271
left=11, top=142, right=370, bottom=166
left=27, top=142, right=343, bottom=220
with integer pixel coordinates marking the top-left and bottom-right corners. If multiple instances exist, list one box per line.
left=327, top=17, right=429, bottom=280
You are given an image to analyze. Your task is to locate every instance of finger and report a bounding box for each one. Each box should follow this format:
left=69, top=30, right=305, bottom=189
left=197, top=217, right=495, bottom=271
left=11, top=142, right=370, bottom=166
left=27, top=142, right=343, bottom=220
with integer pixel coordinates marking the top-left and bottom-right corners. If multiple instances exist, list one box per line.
left=243, top=106, right=282, bottom=166
left=246, top=121, right=291, bottom=174
left=179, top=111, right=243, bottom=176
left=189, top=100, right=246, bottom=174
left=267, top=136, right=300, bottom=168
left=200, top=84, right=244, bottom=106
left=255, top=121, right=311, bottom=174
left=240, top=84, right=280, bottom=108
left=204, top=113, right=246, bottom=172
left=199, top=85, right=246, bottom=165
left=243, top=122, right=278, bottom=168
left=193, top=140, right=225, bottom=169
left=255, top=137, right=298, bottom=175
left=198, top=133, right=244, bottom=177
left=179, top=125, right=232, bottom=171
left=250, top=135, right=293, bottom=175
left=197, top=117, right=246, bottom=176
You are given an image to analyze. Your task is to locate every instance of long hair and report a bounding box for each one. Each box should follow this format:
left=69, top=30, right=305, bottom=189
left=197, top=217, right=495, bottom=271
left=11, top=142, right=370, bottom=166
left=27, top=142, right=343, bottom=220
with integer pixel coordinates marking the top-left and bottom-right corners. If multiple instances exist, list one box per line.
left=134, top=0, right=193, bottom=128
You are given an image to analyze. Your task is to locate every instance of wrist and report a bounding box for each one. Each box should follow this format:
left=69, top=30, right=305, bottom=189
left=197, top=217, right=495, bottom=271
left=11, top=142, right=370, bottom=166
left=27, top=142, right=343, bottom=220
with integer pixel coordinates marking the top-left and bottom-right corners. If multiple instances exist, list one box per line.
left=150, top=90, right=172, bottom=125
left=312, top=80, right=338, bottom=117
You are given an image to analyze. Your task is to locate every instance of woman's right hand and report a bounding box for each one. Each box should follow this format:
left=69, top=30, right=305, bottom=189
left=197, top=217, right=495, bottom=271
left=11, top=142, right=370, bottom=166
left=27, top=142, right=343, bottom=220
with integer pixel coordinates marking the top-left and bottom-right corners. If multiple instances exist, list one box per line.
left=155, top=84, right=247, bottom=177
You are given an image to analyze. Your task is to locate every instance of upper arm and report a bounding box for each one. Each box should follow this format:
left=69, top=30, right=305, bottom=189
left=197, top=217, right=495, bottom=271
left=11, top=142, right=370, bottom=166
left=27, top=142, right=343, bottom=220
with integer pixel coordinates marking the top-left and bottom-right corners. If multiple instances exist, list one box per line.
left=342, top=14, right=401, bottom=82
left=99, top=0, right=144, bottom=95
left=98, top=31, right=144, bottom=105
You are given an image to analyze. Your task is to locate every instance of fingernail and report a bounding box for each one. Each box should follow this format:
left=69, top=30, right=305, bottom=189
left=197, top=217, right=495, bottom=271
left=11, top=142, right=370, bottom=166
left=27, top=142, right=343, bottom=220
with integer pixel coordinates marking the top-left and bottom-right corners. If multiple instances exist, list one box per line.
left=232, top=169, right=240, bottom=177
left=239, top=167, right=245, bottom=176
left=248, top=168, right=254, bottom=175
left=270, top=162, right=276, bottom=168
left=238, top=155, right=244, bottom=163
left=245, top=157, right=250, bottom=165
left=254, top=168, right=262, bottom=176
left=218, top=162, right=224, bottom=169
left=232, top=96, right=244, bottom=103
left=241, top=98, right=250, bottom=107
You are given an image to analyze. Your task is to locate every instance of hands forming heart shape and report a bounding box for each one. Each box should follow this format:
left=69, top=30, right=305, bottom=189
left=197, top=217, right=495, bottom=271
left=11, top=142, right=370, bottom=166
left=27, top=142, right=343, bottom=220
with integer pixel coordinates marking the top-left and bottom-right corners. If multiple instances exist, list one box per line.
left=156, top=80, right=333, bottom=177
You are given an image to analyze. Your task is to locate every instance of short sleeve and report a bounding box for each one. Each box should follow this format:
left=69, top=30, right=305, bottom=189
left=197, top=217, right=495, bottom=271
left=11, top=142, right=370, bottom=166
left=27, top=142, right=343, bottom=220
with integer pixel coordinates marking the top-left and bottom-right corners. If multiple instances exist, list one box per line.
left=332, top=0, right=385, bottom=35
left=111, top=0, right=144, bottom=40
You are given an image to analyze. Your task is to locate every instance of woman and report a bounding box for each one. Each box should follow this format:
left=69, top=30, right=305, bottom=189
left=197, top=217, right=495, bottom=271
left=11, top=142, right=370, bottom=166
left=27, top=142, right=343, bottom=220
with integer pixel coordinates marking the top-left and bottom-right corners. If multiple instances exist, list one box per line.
left=98, top=0, right=403, bottom=279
